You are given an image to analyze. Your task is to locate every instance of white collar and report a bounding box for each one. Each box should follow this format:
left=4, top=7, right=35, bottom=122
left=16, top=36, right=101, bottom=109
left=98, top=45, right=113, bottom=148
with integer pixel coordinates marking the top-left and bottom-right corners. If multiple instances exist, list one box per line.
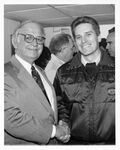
left=15, top=54, right=33, bottom=75
left=51, top=54, right=65, bottom=65
left=81, top=52, right=101, bottom=66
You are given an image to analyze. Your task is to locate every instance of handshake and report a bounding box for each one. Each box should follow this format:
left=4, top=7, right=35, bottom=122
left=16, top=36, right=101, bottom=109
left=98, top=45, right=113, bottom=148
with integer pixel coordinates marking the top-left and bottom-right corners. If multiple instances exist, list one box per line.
left=55, top=120, right=71, bottom=143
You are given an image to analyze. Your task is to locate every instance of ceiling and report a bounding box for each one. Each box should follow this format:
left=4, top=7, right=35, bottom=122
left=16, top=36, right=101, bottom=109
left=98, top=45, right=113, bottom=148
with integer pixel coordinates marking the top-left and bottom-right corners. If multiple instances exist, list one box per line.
left=4, top=4, right=115, bottom=27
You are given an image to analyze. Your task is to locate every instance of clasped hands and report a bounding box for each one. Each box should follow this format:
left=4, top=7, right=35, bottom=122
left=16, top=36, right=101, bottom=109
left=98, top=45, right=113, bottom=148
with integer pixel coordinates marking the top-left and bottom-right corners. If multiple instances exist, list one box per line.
left=55, top=120, right=71, bottom=143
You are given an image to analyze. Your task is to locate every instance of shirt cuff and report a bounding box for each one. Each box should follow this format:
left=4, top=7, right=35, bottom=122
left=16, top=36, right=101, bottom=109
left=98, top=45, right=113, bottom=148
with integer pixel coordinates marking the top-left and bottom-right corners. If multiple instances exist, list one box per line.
left=51, top=125, right=56, bottom=138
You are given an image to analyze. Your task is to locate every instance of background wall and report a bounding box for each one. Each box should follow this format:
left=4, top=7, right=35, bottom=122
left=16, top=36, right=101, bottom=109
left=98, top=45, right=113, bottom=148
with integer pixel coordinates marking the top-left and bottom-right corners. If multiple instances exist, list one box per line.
left=4, top=18, right=20, bottom=63
left=44, top=26, right=71, bottom=47
left=4, top=19, right=114, bottom=63
left=100, top=24, right=115, bottom=38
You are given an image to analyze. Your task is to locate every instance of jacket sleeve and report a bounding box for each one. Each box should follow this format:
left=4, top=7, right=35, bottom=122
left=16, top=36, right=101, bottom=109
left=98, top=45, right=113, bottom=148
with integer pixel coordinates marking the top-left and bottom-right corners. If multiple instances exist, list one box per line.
left=53, top=71, right=71, bottom=125
left=4, top=73, right=53, bottom=144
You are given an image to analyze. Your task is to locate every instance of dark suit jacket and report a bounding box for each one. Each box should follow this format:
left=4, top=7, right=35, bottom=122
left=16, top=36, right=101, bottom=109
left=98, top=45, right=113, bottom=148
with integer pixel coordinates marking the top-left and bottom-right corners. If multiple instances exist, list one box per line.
left=4, top=55, right=58, bottom=145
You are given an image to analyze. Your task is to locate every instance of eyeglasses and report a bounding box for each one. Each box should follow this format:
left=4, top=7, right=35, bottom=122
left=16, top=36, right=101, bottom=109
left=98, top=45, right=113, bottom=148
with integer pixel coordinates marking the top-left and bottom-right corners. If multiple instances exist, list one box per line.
left=18, top=33, right=46, bottom=45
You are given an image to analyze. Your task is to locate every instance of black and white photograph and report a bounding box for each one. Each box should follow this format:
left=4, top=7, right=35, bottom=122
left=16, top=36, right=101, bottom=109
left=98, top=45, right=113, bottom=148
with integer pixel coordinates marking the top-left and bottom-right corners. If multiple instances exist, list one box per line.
left=1, top=0, right=120, bottom=150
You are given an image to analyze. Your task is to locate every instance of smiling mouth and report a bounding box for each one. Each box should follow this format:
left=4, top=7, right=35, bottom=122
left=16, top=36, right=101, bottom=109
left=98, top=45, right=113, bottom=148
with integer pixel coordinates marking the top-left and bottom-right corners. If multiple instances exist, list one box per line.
left=28, top=48, right=38, bottom=51
left=83, top=45, right=91, bottom=48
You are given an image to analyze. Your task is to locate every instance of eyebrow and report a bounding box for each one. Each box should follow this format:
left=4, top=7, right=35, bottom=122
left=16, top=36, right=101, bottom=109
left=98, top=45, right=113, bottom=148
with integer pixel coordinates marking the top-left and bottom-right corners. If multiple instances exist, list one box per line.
left=75, top=31, right=94, bottom=36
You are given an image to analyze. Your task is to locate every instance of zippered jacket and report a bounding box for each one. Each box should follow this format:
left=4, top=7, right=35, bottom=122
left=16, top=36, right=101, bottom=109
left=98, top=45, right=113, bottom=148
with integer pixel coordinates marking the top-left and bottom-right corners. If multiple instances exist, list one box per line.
left=53, top=50, right=115, bottom=144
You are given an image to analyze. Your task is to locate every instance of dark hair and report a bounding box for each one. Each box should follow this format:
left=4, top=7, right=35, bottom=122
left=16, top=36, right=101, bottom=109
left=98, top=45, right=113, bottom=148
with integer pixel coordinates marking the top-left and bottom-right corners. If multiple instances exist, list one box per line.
left=99, top=38, right=107, bottom=49
left=49, top=33, right=72, bottom=55
left=109, top=27, right=115, bottom=34
left=71, top=16, right=100, bottom=38
left=35, top=45, right=51, bottom=70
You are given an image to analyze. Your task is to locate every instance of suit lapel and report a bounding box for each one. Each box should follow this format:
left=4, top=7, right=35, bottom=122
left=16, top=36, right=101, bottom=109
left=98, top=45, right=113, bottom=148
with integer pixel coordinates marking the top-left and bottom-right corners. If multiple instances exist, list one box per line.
left=10, top=56, right=54, bottom=115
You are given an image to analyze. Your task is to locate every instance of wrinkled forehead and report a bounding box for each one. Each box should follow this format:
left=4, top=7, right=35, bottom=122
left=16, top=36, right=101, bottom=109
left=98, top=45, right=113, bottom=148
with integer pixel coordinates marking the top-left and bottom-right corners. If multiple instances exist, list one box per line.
left=18, top=22, right=45, bottom=37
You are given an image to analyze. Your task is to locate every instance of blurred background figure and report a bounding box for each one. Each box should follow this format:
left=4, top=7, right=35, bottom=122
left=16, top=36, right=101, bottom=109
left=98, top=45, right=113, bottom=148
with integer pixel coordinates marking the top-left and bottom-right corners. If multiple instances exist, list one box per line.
left=99, top=38, right=107, bottom=51
left=35, top=44, right=51, bottom=70
left=45, top=33, right=75, bottom=84
left=106, top=27, right=115, bottom=62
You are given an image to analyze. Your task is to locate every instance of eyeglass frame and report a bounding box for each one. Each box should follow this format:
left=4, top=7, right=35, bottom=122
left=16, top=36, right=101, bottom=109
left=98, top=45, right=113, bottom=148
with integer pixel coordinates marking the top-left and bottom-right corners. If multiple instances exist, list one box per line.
left=18, top=33, right=46, bottom=45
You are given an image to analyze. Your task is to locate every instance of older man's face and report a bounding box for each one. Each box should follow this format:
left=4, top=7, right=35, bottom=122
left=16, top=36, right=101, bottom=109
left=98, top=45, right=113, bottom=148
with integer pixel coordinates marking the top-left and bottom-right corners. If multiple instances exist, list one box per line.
left=106, top=32, right=115, bottom=57
left=15, top=22, right=45, bottom=64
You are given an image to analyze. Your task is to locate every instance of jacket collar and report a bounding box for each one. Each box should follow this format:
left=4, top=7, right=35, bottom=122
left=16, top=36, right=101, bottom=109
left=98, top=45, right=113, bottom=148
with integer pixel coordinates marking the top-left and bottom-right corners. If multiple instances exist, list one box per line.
left=99, top=50, right=114, bottom=66
left=68, top=49, right=114, bottom=70
left=69, top=52, right=82, bottom=69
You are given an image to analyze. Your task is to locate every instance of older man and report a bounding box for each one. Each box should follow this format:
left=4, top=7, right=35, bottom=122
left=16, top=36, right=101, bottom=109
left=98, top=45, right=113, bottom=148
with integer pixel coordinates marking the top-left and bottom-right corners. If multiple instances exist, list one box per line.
left=4, top=20, right=70, bottom=145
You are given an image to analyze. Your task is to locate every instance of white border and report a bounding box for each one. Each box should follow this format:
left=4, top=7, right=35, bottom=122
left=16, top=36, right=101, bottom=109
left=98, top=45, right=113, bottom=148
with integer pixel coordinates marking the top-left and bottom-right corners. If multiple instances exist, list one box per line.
left=1, top=0, right=120, bottom=150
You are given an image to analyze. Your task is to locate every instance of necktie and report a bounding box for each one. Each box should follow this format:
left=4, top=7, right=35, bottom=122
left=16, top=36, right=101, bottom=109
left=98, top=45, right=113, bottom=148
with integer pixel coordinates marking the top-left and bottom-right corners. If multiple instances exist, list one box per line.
left=86, top=62, right=96, bottom=72
left=31, top=65, right=50, bottom=104
left=85, top=63, right=98, bottom=81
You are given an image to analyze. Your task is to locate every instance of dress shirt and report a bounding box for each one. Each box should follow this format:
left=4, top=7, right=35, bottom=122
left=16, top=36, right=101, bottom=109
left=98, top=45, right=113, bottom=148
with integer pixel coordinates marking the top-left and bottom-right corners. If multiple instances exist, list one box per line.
left=81, top=51, right=101, bottom=66
left=45, top=54, right=65, bottom=83
left=15, top=54, right=56, bottom=138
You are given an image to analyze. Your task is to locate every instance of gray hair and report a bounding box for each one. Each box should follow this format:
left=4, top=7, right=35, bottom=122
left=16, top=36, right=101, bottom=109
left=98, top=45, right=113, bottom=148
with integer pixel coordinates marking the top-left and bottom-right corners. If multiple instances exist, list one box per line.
left=49, top=33, right=73, bottom=55
left=12, top=20, right=45, bottom=36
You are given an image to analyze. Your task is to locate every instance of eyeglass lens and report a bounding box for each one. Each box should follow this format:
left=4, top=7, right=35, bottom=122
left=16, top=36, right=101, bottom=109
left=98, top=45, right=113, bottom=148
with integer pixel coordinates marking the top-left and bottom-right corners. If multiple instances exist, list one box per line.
left=18, top=33, right=45, bottom=44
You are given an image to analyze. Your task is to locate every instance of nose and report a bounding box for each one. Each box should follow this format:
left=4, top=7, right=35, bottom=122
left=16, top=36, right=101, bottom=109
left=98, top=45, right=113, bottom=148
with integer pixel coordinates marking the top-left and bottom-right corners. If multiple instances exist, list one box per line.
left=81, top=35, right=87, bottom=43
left=32, top=38, right=38, bottom=46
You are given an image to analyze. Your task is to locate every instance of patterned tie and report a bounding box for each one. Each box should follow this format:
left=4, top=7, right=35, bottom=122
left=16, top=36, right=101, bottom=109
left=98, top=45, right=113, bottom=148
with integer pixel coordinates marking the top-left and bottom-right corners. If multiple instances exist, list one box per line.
left=31, top=65, right=50, bottom=104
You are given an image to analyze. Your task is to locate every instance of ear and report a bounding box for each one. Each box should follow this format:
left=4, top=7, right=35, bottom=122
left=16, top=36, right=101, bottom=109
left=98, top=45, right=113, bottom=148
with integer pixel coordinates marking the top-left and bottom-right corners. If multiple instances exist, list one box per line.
left=12, top=29, right=21, bottom=49
left=12, top=33, right=18, bottom=49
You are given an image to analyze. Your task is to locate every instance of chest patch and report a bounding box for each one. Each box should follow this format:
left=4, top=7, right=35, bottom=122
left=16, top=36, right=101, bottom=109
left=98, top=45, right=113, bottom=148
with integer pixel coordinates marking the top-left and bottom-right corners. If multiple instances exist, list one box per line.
left=107, top=87, right=115, bottom=96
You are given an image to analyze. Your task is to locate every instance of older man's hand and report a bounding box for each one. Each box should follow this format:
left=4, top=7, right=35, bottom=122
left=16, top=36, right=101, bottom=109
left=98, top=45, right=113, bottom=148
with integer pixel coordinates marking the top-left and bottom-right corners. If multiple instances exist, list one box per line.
left=55, top=120, right=71, bottom=143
